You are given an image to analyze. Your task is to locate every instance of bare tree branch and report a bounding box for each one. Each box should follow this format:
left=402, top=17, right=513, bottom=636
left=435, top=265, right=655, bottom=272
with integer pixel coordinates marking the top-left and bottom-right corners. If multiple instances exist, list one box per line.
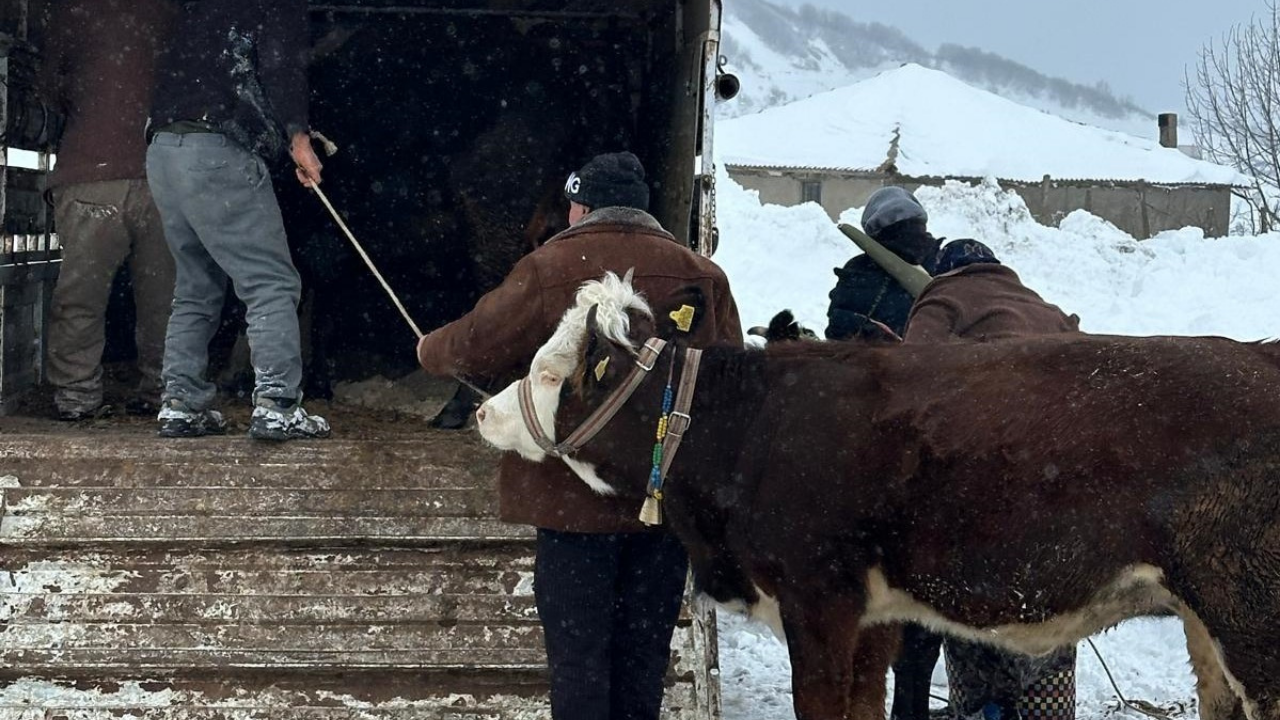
left=1185, top=0, right=1280, bottom=232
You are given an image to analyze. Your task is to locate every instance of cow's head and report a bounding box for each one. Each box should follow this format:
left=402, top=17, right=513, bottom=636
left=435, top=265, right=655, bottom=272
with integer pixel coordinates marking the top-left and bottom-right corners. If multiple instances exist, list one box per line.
left=476, top=271, right=697, bottom=498
left=475, top=271, right=652, bottom=463
left=747, top=309, right=819, bottom=343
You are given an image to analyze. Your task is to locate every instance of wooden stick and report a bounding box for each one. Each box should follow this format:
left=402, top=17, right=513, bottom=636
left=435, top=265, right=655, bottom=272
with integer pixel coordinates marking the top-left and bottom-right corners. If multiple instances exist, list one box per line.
left=837, top=223, right=933, bottom=298
left=310, top=183, right=424, bottom=339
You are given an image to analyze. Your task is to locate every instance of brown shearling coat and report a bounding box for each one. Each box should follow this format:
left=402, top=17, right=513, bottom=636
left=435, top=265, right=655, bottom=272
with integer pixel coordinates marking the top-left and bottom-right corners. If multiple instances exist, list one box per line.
left=904, top=264, right=1079, bottom=344
left=417, top=207, right=743, bottom=533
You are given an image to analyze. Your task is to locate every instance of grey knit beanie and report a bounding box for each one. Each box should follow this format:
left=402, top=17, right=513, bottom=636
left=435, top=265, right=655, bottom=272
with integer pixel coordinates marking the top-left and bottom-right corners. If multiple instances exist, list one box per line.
left=861, top=186, right=928, bottom=239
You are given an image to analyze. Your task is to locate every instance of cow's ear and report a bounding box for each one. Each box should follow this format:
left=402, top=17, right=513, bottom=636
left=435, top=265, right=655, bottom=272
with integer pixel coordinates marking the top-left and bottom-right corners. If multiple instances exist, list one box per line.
left=583, top=304, right=602, bottom=360
left=580, top=304, right=632, bottom=394
left=659, top=285, right=708, bottom=339
left=758, top=308, right=817, bottom=343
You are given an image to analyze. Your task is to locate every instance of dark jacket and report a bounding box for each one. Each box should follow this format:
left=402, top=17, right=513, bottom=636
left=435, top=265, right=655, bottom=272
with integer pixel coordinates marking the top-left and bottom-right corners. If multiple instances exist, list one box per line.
left=36, top=0, right=176, bottom=189
left=150, top=0, right=310, bottom=161
left=417, top=207, right=743, bottom=533
left=904, top=264, right=1080, bottom=344
left=826, top=233, right=941, bottom=339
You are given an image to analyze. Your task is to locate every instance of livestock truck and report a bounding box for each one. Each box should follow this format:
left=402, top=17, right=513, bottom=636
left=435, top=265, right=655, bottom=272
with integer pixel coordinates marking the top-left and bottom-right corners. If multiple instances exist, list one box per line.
left=0, top=1, right=736, bottom=716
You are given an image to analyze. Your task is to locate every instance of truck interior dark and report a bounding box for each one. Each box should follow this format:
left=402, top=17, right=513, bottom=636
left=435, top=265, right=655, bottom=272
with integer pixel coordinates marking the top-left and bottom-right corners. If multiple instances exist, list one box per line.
left=9, top=0, right=716, bottom=399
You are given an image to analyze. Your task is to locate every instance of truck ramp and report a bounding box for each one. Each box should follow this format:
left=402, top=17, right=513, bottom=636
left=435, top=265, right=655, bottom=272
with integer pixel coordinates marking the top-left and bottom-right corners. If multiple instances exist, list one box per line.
left=0, top=408, right=718, bottom=719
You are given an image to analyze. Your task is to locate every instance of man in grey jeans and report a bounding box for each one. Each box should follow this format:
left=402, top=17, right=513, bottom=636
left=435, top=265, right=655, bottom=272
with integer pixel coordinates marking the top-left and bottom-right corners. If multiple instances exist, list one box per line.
left=146, top=0, right=329, bottom=441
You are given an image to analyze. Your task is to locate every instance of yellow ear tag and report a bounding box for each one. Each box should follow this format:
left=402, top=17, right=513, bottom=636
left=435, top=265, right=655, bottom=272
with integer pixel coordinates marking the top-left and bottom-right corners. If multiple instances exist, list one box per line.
left=594, top=357, right=610, bottom=381
left=669, top=305, right=696, bottom=333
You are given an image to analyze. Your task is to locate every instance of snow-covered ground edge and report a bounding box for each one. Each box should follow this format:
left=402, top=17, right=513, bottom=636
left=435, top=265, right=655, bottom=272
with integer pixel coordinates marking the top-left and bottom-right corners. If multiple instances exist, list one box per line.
left=718, top=614, right=1197, bottom=720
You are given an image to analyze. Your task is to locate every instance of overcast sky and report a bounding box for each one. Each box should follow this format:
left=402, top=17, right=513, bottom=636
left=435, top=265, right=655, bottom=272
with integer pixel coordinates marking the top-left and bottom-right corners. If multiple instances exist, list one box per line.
left=770, top=0, right=1265, bottom=116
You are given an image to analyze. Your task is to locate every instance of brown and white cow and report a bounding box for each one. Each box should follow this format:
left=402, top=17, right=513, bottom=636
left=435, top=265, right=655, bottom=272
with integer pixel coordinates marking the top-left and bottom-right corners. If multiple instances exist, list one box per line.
left=475, top=273, right=1280, bottom=720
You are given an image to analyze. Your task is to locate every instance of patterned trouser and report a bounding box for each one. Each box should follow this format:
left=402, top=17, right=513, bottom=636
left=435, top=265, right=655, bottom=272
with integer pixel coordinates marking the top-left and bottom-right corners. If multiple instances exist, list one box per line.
left=945, top=640, right=1076, bottom=720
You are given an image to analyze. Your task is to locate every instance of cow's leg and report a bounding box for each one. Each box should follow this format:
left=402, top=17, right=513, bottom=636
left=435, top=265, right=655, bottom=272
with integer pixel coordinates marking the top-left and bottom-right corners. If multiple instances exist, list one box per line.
left=850, top=624, right=902, bottom=720
left=1169, top=588, right=1280, bottom=720
left=1166, top=543, right=1280, bottom=719
left=781, top=597, right=892, bottom=720
left=1203, top=627, right=1280, bottom=720
left=1177, top=605, right=1246, bottom=720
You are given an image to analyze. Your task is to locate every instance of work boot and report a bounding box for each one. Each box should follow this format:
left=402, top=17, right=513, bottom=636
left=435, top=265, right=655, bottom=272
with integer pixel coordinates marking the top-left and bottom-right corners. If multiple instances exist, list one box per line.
left=157, top=399, right=228, bottom=438
left=429, top=384, right=481, bottom=430
left=248, top=396, right=331, bottom=441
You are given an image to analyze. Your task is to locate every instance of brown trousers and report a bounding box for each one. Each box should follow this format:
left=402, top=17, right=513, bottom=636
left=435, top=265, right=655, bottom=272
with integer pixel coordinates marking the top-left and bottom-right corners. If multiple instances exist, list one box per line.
left=47, top=179, right=175, bottom=412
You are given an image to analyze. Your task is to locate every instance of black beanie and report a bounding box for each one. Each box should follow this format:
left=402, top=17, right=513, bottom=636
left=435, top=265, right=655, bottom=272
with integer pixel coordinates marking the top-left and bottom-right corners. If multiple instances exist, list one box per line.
left=564, top=152, right=650, bottom=211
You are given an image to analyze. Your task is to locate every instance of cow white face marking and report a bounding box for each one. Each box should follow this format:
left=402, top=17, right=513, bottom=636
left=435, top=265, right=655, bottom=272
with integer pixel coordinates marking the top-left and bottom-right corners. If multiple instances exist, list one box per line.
left=475, top=272, right=652, bottom=492
left=477, top=366, right=564, bottom=461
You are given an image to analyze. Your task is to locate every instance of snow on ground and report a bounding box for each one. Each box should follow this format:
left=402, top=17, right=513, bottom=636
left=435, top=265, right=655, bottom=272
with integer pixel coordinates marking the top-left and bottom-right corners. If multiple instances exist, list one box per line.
left=719, top=613, right=1197, bottom=720
left=711, top=169, right=1280, bottom=720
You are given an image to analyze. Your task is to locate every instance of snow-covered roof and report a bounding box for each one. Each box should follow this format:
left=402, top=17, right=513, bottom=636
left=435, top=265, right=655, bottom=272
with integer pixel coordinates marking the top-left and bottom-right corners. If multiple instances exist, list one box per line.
left=717, top=64, right=1250, bottom=186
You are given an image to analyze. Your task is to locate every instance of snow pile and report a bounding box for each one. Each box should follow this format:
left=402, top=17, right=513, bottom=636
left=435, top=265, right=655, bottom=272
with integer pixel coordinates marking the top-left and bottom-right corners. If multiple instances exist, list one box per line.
left=714, top=169, right=1280, bottom=343
left=713, top=186, right=853, bottom=337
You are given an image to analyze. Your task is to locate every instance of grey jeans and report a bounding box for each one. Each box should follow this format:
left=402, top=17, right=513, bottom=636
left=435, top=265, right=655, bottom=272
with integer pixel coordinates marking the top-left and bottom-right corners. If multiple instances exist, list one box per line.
left=47, top=179, right=175, bottom=412
left=145, top=132, right=302, bottom=410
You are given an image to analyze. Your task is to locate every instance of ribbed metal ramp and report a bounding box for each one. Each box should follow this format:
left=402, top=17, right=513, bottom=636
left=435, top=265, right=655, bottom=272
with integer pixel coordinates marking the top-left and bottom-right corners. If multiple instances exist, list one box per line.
left=0, top=410, right=718, bottom=719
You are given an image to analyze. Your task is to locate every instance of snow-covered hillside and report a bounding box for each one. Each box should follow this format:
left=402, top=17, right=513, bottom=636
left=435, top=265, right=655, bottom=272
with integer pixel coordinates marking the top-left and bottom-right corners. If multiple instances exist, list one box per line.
left=721, top=0, right=1157, bottom=140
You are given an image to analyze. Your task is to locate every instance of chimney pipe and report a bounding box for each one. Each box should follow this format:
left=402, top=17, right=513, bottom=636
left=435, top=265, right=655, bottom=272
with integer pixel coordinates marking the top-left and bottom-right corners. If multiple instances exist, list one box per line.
left=1159, top=113, right=1178, bottom=149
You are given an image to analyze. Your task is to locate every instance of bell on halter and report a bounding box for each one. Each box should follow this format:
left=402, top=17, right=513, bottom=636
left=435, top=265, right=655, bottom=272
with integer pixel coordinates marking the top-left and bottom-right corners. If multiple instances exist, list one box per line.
left=639, top=494, right=663, bottom=526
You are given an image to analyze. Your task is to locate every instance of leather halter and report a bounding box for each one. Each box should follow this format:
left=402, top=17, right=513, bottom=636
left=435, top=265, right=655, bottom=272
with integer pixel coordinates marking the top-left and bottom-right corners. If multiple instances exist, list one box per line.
left=658, top=347, right=703, bottom=481
left=518, top=337, right=667, bottom=458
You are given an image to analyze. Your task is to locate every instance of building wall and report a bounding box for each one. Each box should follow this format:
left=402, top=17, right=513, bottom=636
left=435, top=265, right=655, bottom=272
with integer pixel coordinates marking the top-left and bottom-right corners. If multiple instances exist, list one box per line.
left=728, top=168, right=1232, bottom=239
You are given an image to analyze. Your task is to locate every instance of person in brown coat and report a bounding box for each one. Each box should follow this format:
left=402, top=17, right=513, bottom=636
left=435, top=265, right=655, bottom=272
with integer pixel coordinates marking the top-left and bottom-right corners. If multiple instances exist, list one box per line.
left=896, top=224, right=1080, bottom=720
left=37, top=0, right=177, bottom=420
left=417, top=152, right=742, bottom=720
left=904, top=239, right=1079, bottom=345
left=904, top=244, right=1081, bottom=720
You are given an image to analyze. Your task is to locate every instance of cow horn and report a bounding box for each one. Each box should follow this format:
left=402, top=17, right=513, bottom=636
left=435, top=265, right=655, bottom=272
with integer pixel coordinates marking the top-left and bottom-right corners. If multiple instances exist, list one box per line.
left=837, top=223, right=933, bottom=298
left=622, top=267, right=636, bottom=286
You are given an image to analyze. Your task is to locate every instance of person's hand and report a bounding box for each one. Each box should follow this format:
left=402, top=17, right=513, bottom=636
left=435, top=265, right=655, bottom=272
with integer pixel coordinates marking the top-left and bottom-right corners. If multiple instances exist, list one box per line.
left=291, top=132, right=323, bottom=187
